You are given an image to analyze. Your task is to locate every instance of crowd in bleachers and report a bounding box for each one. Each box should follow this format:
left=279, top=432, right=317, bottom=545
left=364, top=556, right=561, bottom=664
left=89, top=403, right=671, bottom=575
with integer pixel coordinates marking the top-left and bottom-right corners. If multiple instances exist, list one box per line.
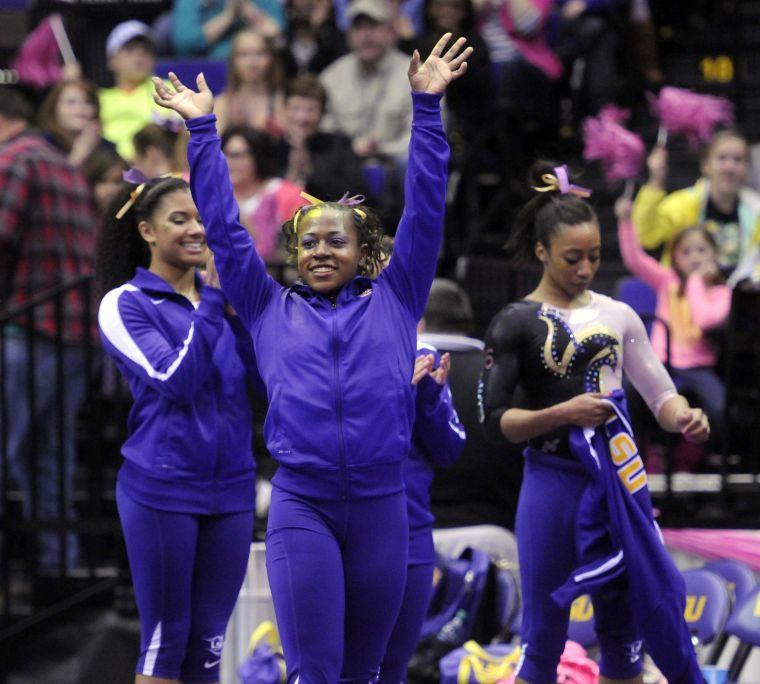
left=9, top=0, right=669, bottom=246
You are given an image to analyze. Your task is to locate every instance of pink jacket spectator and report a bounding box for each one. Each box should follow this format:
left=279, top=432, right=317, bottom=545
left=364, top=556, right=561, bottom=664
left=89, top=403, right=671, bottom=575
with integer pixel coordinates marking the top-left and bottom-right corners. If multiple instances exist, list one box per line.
left=497, top=0, right=562, bottom=79
left=617, top=219, right=731, bottom=370
left=240, top=178, right=305, bottom=262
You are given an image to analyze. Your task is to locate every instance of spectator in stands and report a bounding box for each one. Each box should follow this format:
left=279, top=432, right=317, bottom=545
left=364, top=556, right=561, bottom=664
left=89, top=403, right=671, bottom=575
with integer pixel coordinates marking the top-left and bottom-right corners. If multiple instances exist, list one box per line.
left=334, top=0, right=426, bottom=41
left=275, top=74, right=369, bottom=201
left=215, top=29, right=287, bottom=135
left=475, top=0, right=562, bottom=186
left=37, top=78, right=113, bottom=169
left=172, top=0, right=285, bottom=60
left=99, top=20, right=177, bottom=161
left=82, top=147, right=129, bottom=219
left=627, top=0, right=663, bottom=86
left=415, top=0, right=491, bottom=140
left=617, top=197, right=730, bottom=456
left=414, top=0, right=492, bottom=262
left=633, top=132, right=760, bottom=281
left=282, top=0, right=348, bottom=76
left=0, top=87, right=98, bottom=572
left=422, top=280, right=522, bottom=554
left=319, top=0, right=413, bottom=165
left=222, top=125, right=305, bottom=263
left=132, top=122, right=186, bottom=180
left=551, top=0, right=620, bottom=116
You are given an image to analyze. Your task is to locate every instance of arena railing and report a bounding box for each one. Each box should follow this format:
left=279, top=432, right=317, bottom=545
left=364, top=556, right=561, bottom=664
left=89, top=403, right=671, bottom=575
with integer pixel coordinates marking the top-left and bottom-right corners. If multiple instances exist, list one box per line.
left=0, top=275, right=123, bottom=643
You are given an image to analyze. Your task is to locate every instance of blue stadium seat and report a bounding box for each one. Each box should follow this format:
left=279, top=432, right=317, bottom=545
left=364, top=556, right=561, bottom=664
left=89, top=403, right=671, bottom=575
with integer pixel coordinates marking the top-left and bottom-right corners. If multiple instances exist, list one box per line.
left=726, top=586, right=760, bottom=647
left=704, top=559, right=758, bottom=605
left=725, top=585, right=760, bottom=680
left=701, top=559, right=758, bottom=666
left=567, top=594, right=597, bottom=649
left=682, top=568, right=732, bottom=663
left=615, top=276, right=657, bottom=334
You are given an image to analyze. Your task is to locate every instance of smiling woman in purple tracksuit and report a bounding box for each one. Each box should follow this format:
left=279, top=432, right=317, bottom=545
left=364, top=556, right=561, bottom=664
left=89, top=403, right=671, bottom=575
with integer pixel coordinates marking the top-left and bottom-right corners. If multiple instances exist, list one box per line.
left=96, top=176, right=259, bottom=684
left=151, top=33, right=472, bottom=684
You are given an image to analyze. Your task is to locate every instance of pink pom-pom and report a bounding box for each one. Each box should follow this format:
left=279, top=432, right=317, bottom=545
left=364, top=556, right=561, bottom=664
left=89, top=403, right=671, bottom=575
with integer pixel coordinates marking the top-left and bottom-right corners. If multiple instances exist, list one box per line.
left=583, top=113, right=645, bottom=184
left=649, top=86, right=734, bottom=148
left=598, top=104, right=631, bottom=126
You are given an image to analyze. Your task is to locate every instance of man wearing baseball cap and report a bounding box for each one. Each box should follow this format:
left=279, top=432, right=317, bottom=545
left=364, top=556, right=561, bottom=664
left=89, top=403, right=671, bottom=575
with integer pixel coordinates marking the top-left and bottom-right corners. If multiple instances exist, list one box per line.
left=319, top=0, right=412, bottom=165
left=99, top=20, right=176, bottom=161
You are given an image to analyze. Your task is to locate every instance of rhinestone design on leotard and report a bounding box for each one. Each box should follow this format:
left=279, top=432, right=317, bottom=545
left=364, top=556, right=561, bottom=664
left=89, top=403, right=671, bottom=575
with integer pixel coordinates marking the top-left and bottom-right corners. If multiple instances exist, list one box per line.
left=537, top=306, right=621, bottom=393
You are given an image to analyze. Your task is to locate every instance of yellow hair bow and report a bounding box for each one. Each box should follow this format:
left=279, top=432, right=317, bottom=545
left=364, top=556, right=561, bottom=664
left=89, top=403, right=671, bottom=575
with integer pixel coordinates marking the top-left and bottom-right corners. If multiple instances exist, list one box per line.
left=532, top=165, right=592, bottom=198
left=292, top=191, right=367, bottom=233
left=115, top=171, right=187, bottom=220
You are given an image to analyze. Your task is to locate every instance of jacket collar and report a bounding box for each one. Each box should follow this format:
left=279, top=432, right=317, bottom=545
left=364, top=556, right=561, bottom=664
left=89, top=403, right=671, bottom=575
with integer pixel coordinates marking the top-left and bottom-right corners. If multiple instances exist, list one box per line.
left=291, top=275, right=374, bottom=304
left=130, top=267, right=204, bottom=298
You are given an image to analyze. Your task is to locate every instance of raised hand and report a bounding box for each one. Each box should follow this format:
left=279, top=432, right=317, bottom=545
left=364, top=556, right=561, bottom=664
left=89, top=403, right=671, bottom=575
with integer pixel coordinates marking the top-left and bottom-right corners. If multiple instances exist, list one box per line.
left=408, top=33, right=473, bottom=95
left=152, top=72, right=214, bottom=121
left=646, top=145, right=668, bottom=188
left=614, top=196, right=633, bottom=221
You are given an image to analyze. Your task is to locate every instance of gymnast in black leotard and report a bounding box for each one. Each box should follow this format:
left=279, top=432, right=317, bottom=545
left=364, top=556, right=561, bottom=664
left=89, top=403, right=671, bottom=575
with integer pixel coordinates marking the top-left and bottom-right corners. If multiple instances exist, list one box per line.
left=478, top=162, right=709, bottom=684
left=478, top=294, right=674, bottom=459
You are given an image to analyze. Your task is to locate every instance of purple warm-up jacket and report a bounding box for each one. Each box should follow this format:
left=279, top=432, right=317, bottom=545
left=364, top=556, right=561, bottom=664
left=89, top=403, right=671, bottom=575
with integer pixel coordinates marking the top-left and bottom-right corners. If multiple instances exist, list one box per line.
left=186, top=92, right=449, bottom=500
left=98, top=268, right=257, bottom=514
left=406, top=343, right=465, bottom=538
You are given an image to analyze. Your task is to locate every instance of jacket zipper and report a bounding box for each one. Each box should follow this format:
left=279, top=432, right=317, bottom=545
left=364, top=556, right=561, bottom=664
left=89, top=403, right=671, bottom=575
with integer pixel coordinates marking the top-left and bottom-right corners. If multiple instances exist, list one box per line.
left=332, top=300, right=348, bottom=500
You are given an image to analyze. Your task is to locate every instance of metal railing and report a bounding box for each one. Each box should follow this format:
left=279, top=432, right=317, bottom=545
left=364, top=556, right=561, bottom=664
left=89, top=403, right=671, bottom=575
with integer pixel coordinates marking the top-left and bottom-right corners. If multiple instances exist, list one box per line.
left=0, top=275, right=123, bottom=642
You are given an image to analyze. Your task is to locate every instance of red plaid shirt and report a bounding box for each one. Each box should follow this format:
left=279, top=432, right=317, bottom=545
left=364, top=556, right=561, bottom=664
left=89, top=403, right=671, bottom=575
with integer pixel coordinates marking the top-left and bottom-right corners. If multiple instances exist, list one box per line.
left=0, top=130, right=97, bottom=343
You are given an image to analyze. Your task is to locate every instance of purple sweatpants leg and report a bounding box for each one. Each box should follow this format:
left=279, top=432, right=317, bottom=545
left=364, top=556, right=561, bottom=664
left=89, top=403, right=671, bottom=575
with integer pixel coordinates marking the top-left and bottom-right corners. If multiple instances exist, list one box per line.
left=515, top=454, right=642, bottom=683
left=379, top=560, right=435, bottom=683
left=266, top=487, right=409, bottom=684
left=116, top=483, right=253, bottom=683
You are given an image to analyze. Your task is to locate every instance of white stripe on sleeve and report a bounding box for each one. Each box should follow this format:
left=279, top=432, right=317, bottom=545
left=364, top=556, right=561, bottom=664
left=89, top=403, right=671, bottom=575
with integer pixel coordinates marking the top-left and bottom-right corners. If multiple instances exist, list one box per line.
left=99, top=285, right=195, bottom=382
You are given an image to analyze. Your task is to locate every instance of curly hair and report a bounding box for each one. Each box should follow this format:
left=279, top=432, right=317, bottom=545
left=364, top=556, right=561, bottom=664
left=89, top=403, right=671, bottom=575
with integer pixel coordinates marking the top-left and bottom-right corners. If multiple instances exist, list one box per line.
left=281, top=202, right=387, bottom=278
left=96, top=176, right=190, bottom=295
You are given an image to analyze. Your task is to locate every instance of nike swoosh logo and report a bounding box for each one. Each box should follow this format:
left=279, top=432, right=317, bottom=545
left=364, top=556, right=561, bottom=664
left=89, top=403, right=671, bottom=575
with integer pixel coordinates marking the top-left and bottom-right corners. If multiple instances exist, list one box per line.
left=150, top=298, right=166, bottom=305
left=204, top=659, right=221, bottom=669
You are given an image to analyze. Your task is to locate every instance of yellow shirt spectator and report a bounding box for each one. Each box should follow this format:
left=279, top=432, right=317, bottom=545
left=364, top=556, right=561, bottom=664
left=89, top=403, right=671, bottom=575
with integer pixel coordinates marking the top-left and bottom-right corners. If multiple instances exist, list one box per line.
left=633, top=132, right=760, bottom=279
left=99, top=80, right=177, bottom=161
left=632, top=180, right=760, bottom=271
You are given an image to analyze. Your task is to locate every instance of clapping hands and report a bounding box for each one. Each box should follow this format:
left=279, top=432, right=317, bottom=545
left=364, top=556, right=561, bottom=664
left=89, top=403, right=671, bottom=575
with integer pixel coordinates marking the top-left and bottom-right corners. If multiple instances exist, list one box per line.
left=412, top=352, right=451, bottom=386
